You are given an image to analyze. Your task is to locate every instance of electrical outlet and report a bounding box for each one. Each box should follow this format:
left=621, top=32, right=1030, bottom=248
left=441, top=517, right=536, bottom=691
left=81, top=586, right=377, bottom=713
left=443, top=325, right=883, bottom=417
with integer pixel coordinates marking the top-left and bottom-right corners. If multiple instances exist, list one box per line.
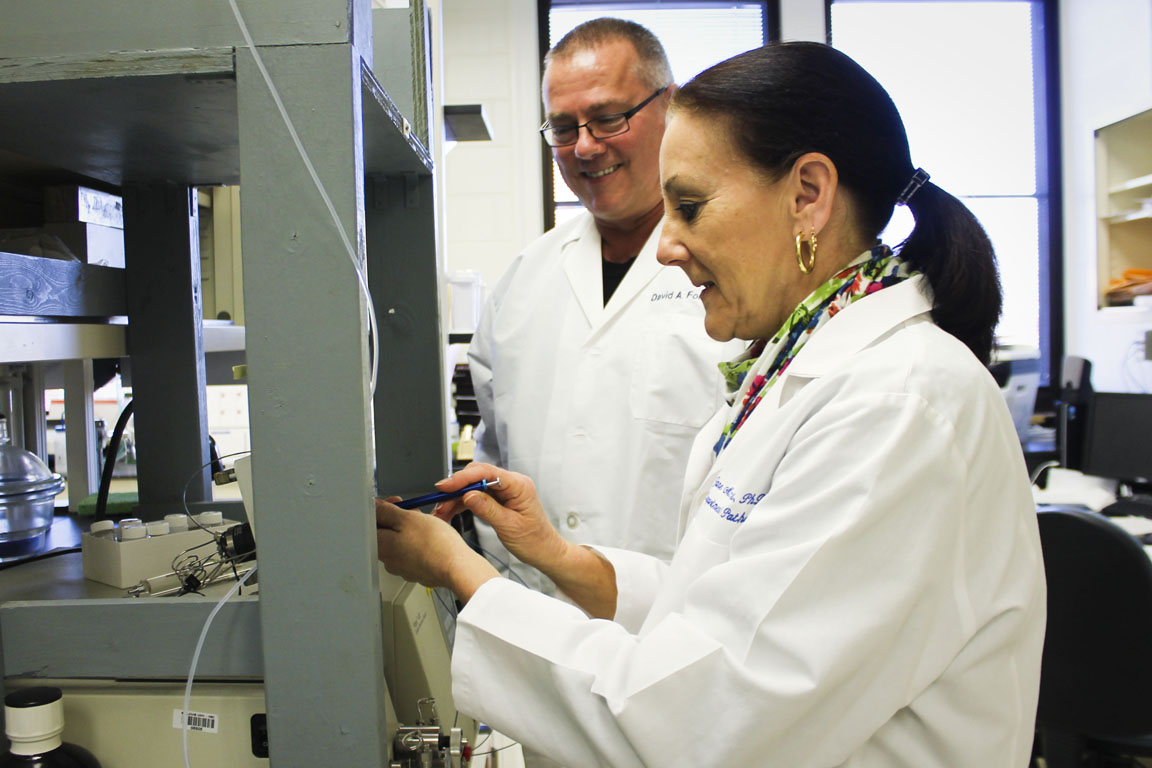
left=1146, top=330, right=1152, bottom=361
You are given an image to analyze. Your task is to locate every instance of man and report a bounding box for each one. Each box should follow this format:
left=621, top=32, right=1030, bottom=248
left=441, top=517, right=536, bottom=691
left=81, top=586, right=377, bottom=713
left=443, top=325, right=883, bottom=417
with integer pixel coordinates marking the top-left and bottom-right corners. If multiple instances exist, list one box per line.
left=468, top=18, right=740, bottom=592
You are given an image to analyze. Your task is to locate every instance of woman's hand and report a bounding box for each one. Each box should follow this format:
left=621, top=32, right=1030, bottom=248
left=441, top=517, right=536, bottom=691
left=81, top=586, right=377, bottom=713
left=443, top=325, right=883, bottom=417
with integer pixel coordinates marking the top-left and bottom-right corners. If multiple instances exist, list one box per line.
left=375, top=497, right=499, bottom=603
left=429, top=463, right=568, bottom=572
left=428, top=463, right=618, bottom=619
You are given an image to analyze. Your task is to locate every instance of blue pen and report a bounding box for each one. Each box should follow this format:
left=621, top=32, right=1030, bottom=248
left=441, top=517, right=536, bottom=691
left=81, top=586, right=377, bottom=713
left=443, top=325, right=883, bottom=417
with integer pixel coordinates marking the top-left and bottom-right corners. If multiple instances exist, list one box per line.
left=394, top=478, right=502, bottom=510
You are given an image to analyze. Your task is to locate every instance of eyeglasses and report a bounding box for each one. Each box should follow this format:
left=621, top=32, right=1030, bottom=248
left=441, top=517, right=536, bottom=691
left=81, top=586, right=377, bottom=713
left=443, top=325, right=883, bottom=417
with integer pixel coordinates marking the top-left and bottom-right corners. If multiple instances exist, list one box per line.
left=540, top=86, right=668, bottom=147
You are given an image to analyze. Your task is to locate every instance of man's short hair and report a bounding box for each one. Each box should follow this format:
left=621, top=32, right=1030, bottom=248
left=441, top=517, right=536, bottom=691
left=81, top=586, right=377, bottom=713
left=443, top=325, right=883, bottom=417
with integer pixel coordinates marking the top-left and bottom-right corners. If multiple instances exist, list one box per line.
left=545, top=18, right=673, bottom=91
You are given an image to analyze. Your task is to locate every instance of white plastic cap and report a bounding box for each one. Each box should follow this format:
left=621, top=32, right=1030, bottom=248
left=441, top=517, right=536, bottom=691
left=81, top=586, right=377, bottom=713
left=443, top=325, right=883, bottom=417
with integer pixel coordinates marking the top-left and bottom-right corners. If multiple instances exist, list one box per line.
left=4, top=687, right=65, bottom=755
left=120, top=524, right=146, bottom=540
left=195, top=510, right=224, bottom=527
left=165, top=514, right=190, bottom=531
left=145, top=520, right=170, bottom=537
left=89, top=520, right=115, bottom=534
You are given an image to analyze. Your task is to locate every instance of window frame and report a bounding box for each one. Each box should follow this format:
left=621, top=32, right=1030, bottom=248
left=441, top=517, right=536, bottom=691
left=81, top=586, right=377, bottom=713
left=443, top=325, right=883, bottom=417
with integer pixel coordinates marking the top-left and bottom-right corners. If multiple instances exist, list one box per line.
left=536, top=0, right=779, bottom=232
left=826, top=0, right=1064, bottom=392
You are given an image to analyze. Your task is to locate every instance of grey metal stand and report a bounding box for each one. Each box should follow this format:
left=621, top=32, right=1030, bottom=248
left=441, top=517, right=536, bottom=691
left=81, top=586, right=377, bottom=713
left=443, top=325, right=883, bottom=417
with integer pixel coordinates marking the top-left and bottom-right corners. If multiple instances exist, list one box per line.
left=0, top=2, right=446, bottom=765
left=123, top=182, right=212, bottom=516
left=368, top=172, right=449, bottom=497
left=236, top=40, right=390, bottom=765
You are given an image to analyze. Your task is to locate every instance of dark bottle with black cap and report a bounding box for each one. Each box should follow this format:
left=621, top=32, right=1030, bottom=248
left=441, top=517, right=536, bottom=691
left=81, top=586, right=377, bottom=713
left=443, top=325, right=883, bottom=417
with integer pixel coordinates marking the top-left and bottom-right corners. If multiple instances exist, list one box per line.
left=0, top=687, right=100, bottom=767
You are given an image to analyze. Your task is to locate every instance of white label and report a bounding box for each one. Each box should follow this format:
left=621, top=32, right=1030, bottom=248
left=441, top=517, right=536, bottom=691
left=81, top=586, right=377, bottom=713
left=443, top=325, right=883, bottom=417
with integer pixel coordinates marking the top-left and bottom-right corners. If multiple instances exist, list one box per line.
left=173, top=709, right=219, bottom=734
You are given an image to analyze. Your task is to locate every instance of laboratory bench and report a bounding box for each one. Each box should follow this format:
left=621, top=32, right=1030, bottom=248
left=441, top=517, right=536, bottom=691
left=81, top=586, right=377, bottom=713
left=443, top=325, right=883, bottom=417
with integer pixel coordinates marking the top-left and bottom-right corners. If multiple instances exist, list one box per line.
left=0, top=534, right=268, bottom=768
left=0, top=525, right=263, bottom=681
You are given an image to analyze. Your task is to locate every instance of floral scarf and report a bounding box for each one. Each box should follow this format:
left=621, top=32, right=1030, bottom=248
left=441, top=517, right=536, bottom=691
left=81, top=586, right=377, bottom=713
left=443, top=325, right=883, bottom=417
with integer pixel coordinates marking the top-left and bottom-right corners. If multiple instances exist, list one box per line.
left=712, top=246, right=916, bottom=457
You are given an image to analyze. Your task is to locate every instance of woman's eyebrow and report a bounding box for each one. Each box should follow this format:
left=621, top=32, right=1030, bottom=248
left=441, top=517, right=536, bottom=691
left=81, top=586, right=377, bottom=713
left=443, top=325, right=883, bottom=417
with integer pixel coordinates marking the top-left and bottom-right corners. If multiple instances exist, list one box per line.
left=662, top=175, right=687, bottom=195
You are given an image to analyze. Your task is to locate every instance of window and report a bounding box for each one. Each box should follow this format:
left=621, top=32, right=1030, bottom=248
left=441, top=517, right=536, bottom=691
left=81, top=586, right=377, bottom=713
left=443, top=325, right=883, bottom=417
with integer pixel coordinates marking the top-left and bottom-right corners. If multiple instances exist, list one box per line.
left=830, top=0, right=1062, bottom=385
left=541, top=1, right=777, bottom=228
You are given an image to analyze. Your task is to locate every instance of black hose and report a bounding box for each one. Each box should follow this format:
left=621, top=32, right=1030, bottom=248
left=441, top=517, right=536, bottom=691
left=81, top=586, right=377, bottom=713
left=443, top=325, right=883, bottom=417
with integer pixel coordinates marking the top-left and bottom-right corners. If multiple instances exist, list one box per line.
left=209, top=435, right=224, bottom=476
left=95, top=400, right=134, bottom=519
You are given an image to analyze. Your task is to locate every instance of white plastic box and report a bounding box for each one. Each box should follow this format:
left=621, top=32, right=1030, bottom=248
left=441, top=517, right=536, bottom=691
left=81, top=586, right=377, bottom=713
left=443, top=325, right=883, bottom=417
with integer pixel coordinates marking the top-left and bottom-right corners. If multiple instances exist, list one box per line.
left=81, top=521, right=238, bottom=589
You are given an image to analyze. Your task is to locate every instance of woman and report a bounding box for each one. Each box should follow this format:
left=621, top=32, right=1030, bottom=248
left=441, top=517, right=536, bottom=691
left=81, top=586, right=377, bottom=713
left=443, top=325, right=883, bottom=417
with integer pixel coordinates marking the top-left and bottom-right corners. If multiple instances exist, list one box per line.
left=377, top=42, right=1044, bottom=767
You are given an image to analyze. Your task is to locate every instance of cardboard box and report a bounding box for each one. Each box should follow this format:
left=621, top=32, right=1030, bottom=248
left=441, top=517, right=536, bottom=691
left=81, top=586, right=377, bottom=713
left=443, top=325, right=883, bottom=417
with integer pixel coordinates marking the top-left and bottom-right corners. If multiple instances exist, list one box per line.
left=44, top=186, right=124, bottom=228
left=43, top=221, right=125, bottom=267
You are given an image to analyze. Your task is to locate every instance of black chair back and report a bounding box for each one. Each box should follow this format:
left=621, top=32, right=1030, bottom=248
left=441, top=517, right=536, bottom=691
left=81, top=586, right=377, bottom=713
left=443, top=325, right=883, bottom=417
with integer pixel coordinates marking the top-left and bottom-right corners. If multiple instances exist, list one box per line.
left=1037, top=506, right=1152, bottom=740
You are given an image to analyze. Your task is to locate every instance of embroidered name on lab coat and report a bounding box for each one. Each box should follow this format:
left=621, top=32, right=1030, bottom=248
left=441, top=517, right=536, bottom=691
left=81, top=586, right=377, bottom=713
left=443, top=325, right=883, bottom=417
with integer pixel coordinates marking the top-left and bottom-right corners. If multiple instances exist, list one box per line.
left=704, top=478, right=765, bottom=523
left=650, top=289, right=701, bottom=301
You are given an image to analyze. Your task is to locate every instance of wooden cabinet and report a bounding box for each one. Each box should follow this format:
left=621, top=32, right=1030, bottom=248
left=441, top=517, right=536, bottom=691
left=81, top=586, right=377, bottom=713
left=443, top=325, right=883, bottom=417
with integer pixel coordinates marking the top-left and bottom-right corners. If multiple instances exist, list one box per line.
left=1096, top=107, right=1152, bottom=307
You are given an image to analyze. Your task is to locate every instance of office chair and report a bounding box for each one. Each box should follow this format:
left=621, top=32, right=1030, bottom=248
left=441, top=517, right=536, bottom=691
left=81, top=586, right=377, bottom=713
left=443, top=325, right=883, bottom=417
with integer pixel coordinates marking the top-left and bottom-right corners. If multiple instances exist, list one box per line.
left=1035, top=506, right=1152, bottom=767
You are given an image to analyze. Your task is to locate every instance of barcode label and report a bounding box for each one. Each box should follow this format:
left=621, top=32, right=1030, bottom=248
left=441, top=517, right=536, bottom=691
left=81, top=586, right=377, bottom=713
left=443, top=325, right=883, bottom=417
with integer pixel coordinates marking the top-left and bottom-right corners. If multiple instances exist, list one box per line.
left=173, top=709, right=219, bottom=734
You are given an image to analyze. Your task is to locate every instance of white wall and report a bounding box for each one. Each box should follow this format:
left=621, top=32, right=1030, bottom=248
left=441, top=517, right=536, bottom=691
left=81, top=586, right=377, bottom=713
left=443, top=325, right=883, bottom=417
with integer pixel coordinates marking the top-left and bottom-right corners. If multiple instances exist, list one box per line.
left=438, top=0, right=827, bottom=294
left=440, top=0, right=544, bottom=294
left=1061, top=0, right=1152, bottom=392
left=779, top=0, right=827, bottom=41
left=438, top=0, right=1152, bottom=393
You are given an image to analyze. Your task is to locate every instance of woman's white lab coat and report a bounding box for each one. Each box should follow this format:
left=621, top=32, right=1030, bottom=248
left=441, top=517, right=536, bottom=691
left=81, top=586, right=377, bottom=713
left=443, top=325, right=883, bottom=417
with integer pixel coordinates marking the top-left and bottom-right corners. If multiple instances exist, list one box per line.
left=468, top=211, right=741, bottom=588
left=451, top=276, right=1046, bottom=767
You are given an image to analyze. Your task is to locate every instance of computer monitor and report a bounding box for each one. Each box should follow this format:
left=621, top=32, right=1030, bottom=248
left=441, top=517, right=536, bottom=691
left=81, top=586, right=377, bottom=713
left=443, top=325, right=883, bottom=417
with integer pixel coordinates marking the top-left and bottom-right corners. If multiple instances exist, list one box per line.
left=1057, top=356, right=1093, bottom=471
left=1081, top=392, right=1152, bottom=485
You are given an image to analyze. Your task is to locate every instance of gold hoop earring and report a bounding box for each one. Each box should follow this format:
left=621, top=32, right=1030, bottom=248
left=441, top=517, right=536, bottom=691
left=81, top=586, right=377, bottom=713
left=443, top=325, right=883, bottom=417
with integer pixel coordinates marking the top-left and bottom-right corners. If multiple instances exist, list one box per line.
left=796, top=229, right=817, bottom=274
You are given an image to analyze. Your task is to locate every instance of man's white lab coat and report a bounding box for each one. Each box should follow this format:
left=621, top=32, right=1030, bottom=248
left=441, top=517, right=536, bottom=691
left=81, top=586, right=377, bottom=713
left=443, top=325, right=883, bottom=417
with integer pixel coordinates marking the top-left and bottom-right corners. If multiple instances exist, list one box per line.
left=468, top=211, right=742, bottom=589
left=452, top=276, right=1046, bottom=767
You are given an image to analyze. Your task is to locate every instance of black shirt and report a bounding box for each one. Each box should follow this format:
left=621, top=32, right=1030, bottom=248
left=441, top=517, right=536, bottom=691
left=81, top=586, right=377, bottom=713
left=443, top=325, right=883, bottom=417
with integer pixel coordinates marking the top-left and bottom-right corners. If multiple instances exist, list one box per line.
left=602, top=257, right=636, bottom=306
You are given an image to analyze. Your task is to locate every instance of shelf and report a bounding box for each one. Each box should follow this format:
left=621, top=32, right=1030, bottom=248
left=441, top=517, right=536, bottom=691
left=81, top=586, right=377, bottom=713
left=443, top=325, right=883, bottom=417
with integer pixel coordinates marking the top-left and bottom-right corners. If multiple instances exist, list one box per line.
left=361, top=61, right=433, bottom=174
left=0, top=553, right=262, bottom=679
left=0, top=50, right=238, bottom=188
left=1104, top=210, right=1152, bottom=224
left=1109, top=173, right=1152, bottom=195
left=0, top=320, right=126, bottom=363
left=0, top=1, right=355, bottom=61
left=203, top=320, right=245, bottom=352
left=0, top=251, right=125, bottom=317
left=1095, top=107, right=1152, bottom=307
left=0, top=323, right=241, bottom=366
left=0, top=50, right=431, bottom=188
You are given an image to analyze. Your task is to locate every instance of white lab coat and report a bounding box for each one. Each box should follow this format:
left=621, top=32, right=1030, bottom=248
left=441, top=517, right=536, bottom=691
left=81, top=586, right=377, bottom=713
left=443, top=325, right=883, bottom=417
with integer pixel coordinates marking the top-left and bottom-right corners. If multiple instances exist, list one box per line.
left=468, top=211, right=742, bottom=590
left=452, top=276, right=1046, bottom=768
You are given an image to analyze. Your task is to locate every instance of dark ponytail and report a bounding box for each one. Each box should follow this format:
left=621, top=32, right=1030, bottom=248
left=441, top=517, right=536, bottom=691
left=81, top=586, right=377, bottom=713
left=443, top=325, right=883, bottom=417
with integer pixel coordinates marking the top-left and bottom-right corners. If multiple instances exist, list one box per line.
left=674, top=42, right=1002, bottom=364
left=900, top=182, right=1001, bottom=364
